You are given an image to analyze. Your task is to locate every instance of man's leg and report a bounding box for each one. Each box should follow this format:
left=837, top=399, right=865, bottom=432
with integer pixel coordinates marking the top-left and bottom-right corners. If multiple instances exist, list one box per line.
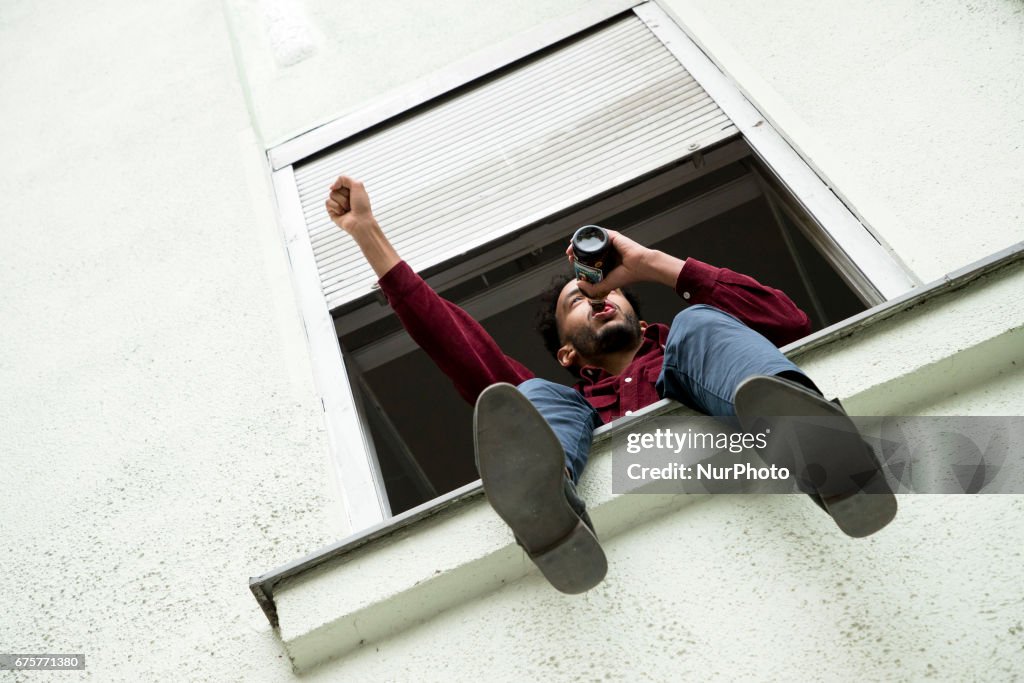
left=655, top=304, right=896, bottom=536
left=655, top=304, right=811, bottom=417
left=474, top=382, right=606, bottom=593
left=516, top=378, right=603, bottom=486
left=654, top=304, right=817, bottom=498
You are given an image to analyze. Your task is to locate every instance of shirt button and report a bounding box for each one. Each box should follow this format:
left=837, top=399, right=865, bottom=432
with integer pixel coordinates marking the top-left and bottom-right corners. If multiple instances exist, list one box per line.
left=624, top=377, right=632, bottom=383
left=682, top=291, right=691, bottom=300
left=625, top=410, right=633, bottom=416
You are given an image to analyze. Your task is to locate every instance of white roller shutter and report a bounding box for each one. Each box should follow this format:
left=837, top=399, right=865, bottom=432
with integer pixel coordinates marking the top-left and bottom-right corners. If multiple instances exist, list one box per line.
left=293, top=14, right=738, bottom=311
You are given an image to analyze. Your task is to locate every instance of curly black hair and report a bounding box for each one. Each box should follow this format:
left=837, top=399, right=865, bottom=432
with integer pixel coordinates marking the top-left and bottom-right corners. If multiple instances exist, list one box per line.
left=534, top=275, right=644, bottom=377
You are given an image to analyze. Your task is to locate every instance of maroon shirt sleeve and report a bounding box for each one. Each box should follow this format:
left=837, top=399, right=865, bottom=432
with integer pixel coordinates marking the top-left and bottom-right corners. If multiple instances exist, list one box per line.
left=376, top=261, right=535, bottom=405
left=675, top=258, right=812, bottom=346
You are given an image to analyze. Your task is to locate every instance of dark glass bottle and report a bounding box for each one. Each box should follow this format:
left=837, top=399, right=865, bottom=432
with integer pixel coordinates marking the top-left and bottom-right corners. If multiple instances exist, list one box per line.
left=571, top=225, right=620, bottom=284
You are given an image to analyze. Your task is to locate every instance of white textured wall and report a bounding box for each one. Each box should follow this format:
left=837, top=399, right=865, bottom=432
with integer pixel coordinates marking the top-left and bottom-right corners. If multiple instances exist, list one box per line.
left=0, top=0, right=347, bottom=679
left=302, top=493, right=1024, bottom=682
left=659, top=0, right=1024, bottom=283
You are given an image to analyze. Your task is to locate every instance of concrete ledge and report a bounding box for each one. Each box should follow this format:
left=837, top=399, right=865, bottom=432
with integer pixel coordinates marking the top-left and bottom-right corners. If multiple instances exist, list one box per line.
left=273, top=415, right=704, bottom=672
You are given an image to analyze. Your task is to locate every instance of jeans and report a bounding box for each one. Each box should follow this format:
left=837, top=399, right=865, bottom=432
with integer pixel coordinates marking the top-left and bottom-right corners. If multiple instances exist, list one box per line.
left=517, top=304, right=810, bottom=484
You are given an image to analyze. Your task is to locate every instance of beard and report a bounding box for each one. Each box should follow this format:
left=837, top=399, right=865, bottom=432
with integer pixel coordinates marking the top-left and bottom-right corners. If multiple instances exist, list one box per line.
left=568, top=309, right=643, bottom=358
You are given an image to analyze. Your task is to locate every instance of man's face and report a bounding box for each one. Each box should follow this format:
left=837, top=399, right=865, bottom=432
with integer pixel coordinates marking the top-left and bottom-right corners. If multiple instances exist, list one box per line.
left=554, top=281, right=643, bottom=365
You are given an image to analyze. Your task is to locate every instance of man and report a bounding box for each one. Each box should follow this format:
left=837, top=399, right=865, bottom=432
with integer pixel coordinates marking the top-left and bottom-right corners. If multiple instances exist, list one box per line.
left=325, top=175, right=896, bottom=594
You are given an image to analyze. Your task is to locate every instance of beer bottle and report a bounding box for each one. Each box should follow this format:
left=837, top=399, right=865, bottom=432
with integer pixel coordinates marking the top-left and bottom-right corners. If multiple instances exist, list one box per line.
left=571, top=225, right=620, bottom=285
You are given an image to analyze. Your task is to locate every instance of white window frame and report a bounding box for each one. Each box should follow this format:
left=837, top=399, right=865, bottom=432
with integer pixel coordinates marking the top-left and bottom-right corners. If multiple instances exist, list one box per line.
left=269, top=0, right=918, bottom=533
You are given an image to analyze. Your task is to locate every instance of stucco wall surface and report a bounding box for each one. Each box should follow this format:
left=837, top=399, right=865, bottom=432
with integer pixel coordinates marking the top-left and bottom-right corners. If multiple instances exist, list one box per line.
left=659, top=0, right=1024, bottom=283
left=300, top=493, right=1024, bottom=682
left=3, top=0, right=1023, bottom=680
left=0, top=0, right=344, bottom=680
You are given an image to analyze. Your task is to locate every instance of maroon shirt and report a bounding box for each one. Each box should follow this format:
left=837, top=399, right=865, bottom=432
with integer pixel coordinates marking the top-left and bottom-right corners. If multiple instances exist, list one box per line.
left=377, top=258, right=810, bottom=424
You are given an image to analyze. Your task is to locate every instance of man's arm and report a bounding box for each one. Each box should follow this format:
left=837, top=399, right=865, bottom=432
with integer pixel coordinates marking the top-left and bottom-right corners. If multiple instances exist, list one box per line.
left=573, top=230, right=811, bottom=347
left=325, top=176, right=401, bottom=278
left=326, top=177, right=534, bottom=404
left=671, top=257, right=811, bottom=346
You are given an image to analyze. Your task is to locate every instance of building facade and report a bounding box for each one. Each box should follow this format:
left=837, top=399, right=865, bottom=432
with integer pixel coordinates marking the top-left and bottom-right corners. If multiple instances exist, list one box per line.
left=2, top=0, right=1022, bottom=680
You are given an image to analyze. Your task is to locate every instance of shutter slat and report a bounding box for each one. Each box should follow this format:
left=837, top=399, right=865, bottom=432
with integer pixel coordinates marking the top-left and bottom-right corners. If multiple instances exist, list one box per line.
left=311, top=97, right=724, bottom=274
left=305, top=69, right=703, bottom=248
left=293, top=15, right=737, bottom=309
left=294, top=20, right=652, bottom=196
left=314, top=110, right=732, bottom=289
left=302, top=62, right=696, bottom=243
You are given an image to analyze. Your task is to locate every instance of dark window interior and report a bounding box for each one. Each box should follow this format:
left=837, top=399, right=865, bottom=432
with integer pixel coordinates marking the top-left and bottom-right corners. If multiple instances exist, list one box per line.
left=338, top=151, right=872, bottom=514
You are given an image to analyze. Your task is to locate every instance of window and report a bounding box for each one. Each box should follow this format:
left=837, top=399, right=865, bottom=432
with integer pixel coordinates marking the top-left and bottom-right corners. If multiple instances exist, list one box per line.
left=270, top=2, right=915, bottom=529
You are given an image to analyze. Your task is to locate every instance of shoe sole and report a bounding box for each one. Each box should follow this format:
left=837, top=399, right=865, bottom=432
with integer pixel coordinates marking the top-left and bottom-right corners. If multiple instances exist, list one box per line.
left=734, top=376, right=897, bottom=538
left=474, top=383, right=607, bottom=593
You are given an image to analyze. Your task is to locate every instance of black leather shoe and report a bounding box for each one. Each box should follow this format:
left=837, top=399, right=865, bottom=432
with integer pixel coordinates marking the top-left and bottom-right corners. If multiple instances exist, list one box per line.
left=735, top=375, right=897, bottom=538
left=474, top=383, right=607, bottom=593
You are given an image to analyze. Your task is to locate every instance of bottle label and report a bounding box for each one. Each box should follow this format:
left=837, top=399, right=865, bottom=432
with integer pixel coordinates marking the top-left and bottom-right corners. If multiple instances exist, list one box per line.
left=574, top=260, right=605, bottom=284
